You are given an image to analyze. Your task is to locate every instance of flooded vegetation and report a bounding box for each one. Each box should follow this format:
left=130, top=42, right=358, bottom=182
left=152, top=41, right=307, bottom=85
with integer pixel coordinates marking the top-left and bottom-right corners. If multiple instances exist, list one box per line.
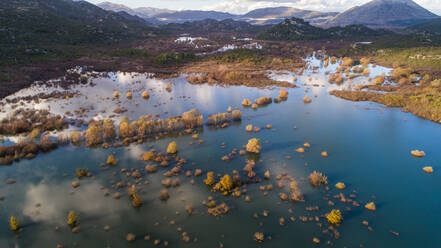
left=1, top=53, right=441, bottom=248
left=2, top=0, right=441, bottom=246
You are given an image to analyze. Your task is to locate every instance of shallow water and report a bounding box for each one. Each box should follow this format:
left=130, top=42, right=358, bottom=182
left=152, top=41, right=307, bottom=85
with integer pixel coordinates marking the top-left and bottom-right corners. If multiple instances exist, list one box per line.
left=1, top=56, right=441, bottom=247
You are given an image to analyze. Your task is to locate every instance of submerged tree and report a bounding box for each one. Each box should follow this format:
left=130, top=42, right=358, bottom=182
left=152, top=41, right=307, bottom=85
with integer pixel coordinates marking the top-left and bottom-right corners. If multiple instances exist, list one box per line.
left=67, top=211, right=78, bottom=226
left=326, top=209, right=342, bottom=225
left=214, top=174, right=233, bottom=195
left=9, top=216, right=19, bottom=231
left=205, top=172, right=215, bottom=186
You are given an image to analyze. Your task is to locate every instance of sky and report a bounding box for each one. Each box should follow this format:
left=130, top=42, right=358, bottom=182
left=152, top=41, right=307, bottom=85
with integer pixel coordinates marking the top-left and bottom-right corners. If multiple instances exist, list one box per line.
left=86, top=0, right=441, bottom=15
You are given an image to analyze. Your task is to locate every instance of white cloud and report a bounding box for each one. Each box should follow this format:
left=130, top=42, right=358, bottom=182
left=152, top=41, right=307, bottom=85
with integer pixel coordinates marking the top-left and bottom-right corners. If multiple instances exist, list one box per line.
left=201, top=0, right=441, bottom=15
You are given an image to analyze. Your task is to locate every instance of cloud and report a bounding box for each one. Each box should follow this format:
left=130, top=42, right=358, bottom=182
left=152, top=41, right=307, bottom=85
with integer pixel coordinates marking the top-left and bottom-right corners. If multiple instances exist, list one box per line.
left=201, top=0, right=367, bottom=14
left=201, top=0, right=441, bottom=15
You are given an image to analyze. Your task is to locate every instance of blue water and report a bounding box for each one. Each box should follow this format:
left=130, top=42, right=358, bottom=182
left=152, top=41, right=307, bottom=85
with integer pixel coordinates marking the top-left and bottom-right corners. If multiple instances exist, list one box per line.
left=0, top=57, right=440, bottom=247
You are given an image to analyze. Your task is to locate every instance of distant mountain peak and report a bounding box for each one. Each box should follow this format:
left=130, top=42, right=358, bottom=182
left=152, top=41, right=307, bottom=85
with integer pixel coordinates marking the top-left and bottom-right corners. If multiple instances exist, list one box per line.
left=326, top=0, right=438, bottom=28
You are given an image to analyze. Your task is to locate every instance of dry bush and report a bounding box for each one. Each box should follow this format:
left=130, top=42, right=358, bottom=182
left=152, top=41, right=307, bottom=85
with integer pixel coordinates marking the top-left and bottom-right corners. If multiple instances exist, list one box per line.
left=232, top=110, right=242, bottom=121
left=342, top=57, right=354, bottom=67
left=242, top=99, right=251, bottom=107
left=308, top=171, right=328, bottom=187
left=431, top=79, right=441, bottom=88
left=85, top=121, right=103, bottom=147
left=129, top=121, right=138, bottom=137
left=39, top=135, right=57, bottom=152
left=373, top=74, right=386, bottom=85
left=255, top=97, right=272, bottom=105
left=279, top=88, right=288, bottom=99
left=207, top=113, right=232, bottom=126
left=103, top=119, right=116, bottom=140
left=119, top=119, right=130, bottom=138
left=71, top=131, right=82, bottom=144
left=391, top=67, right=412, bottom=81
left=224, top=71, right=244, bottom=81
left=0, top=109, right=66, bottom=135
left=182, top=109, right=204, bottom=128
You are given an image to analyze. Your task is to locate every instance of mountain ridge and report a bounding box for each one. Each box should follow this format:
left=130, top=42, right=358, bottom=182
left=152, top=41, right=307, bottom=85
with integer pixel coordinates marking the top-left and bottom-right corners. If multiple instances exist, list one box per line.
left=326, top=0, right=438, bottom=28
left=97, top=3, right=338, bottom=26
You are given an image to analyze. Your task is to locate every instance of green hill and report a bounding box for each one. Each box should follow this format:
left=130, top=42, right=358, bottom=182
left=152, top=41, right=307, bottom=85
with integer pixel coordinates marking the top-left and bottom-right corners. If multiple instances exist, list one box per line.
left=407, top=18, right=441, bottom=34
left=0, top=0, right=154, bottom=64
left=258, top=17, right=388, bottom=41
left=257, top=18, right=328, bottom=40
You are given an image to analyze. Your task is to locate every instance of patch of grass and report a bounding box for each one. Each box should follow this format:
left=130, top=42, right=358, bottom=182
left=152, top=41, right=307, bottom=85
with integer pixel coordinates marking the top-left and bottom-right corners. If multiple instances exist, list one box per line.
left=214, top=49, right=266, bottom=65
left=153, top=52, right=197, bottom=65
left=375, top=47, right=441, bottom=69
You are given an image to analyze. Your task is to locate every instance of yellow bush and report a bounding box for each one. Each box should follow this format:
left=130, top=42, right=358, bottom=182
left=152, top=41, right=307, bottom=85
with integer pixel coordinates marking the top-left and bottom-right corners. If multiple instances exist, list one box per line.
left=391, top=67, right=412, bottom=80
left=132, top=193, right=142, bottom=207
left=27, top=128, right=40, bottom=140
left=431, top=79, right=441, bottom=88
left=326, top=209, right=342, bottom=225
left=365, top=202, right=376, bottom=211
left=308, top=171, right=327, bottom=187
left=142, top=91, right=149, bottom=99
left=214, top=174, right=233, bottom=194
left=119, top=120, right=129, bottom=138
left=205, top=171, right=215, bottom=186
left=107, top=155, right=116, bottom=165
left=113, top=90, right=119, bottom=98
left=71, top=131, right=81, bottom=144
left=142, top=150, right=155, bottom=161
left=246, top=138, right=261, bottom=154
left=167, top=141, right=178, bottom=154
left=342, top=57, right=354, bottom=67
left=255, top=96, right=272, bottom=105
left=242, top=99, right=252, bottom=107
left=85, top=123, right=103, bottom=147
left=279, top=88, right=288, bottom=99
left=225, top=71, right=243, bottom=81
left=373, top=74, right=385, bottom=85
left=335, top=182, right=346, bottom=190
left=9, top=216, right=19, bottom=231
left=67, top=211, right=77, bottom=226
left=207, top=113, right=232, bottom=126
left=182, top=109, right=204, bottom=128
left=303, top=96, right=312, bottom=103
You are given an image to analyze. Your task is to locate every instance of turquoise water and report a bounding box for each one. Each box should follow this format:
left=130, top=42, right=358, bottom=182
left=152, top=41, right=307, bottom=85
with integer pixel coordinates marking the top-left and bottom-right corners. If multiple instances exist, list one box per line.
left=1, top=56, right=440, bottom=247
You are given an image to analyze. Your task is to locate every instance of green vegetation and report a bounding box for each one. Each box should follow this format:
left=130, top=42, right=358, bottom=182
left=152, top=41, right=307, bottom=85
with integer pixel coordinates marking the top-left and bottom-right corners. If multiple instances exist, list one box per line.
left=214, top=49, right=265, bottom=65
left=374, top=47, right=441, bottom=69
left=257, top=18, right=328, bottom=41
left=257, top=17, right=387, bottom=41
left=153, top=53, right=196, bottom=65
left=0, top=0, right=153, bottom=65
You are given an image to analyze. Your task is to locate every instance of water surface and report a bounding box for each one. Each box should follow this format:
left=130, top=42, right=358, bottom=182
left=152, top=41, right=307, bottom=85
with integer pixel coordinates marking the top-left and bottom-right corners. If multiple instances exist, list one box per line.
left=1, top=56, right=440, bottom=248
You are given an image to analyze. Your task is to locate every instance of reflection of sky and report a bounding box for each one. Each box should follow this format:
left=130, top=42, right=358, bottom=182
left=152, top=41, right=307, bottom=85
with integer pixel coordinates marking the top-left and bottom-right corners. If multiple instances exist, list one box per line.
left=1, top=55, right=441, bottom=247
left=22, top=181, right=129, bottom=224
left=0, top=56, right=394, bottom=146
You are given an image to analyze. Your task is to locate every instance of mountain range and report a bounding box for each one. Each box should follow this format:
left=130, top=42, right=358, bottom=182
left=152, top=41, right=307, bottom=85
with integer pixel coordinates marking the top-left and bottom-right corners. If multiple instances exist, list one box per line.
left=97, top=0, right=439, bottom=29
left=97, top=2, right=338, bottom=26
